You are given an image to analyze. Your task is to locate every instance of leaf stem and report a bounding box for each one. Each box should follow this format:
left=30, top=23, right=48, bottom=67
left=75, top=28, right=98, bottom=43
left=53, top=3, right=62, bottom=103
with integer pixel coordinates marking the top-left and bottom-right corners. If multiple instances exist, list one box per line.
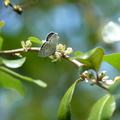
left=0, top=66, right=35, bottom=82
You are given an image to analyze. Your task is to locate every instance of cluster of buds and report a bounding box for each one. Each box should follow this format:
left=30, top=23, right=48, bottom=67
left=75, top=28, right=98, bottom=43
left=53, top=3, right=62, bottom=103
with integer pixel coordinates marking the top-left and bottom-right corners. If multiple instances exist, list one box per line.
left=49, top=44, right=73, bottom=62
left=79, top=70, right=115, bottom=86
left=79, top=71, right=96, bottom=85
left=21, top=40, right=32, bottom=52
left=98, top=71, right=114, bottom=85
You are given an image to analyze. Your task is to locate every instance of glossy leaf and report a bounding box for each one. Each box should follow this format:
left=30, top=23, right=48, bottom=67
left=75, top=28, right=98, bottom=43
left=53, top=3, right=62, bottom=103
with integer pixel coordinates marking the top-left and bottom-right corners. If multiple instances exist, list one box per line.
left=74, top=51, right=83, bottom=56
left=0, top=71, right=25, bottom=96
left=0, top=36, right=3, bottom=50
left=28, top=37, right=43, bottom=44
left=0, top=21, right=5, bottom=29
left=102, top=21, right=120, bottom=43
left=0, top=66, right=47, bottom=88
left=88, top=94, right=116, bottom=120
left=57, top=79, right=81, bottom=120
left=109, top=81, right=120, bottom=98
left=103, top=53, right=120, bottom=70
left=2, top=57, right=26, bottom=68
left=77, top=47, right=105, bottom=73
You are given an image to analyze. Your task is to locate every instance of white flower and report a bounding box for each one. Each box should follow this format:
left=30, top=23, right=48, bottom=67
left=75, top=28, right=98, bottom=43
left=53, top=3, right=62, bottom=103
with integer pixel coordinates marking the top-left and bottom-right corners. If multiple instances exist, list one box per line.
left=57, top=44, right=66, bottom=53
left=64, top=47, right=73, bottom=55
left=105, top=80, right=114, bottom=85
left=82, top=71, right=94, bottom=80
left=26, top=40, right=32, bottom=48
left=99, top=71, right=106, bottom=78
left=114, top=76, right=120, bottom=82
left=49, top=52, right=62, bottom=62
left=102, top=76, right=109, bottom=81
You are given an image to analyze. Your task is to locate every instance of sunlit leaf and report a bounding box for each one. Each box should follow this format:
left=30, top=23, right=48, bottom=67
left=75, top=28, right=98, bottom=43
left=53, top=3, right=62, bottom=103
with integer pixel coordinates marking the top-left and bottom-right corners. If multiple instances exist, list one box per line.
left=0, top=66, right=47, bottom=88
left=0, top=70, right=25, bottom=96
left=102, top=21, right=120, bottom=43
left=0, top=36, right=3, bottom=50
left=103, top=53, right=120, bottom=69
left=0, top=21, right=5, bottom=29
left=88, top=94, right=116, bottom=120
left=74, top=51, right=83, bottom=56
left=57, top=79, right=81, bottom=120
left=77, top=47, right=105, bottom=73
left=28, top=37, right=43, bottom=44
left=109, top=81, right=120, bottom=98
left=2, top=57, right=26, bottom=68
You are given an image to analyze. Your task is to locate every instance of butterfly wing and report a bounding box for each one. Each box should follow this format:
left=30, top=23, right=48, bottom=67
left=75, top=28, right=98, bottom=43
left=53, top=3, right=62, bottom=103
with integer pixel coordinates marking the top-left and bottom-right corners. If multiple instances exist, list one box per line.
left=38, top=32, right=59, bottom=58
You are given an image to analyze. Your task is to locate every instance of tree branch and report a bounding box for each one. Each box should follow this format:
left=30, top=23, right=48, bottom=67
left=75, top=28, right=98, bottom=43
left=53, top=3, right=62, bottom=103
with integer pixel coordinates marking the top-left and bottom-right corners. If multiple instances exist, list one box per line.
left=62, top=55, right=85, bottom=68
left=0, top=47, right=40, bottom=55
left=0, top=47, right=109, bottom=90
left=0, top=47, right=83, bottom=67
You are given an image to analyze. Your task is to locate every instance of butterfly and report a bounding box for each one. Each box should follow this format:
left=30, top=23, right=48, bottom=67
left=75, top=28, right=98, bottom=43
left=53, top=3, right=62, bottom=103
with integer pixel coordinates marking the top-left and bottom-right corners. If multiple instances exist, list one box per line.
left=38, top=32, right=59, bottom=58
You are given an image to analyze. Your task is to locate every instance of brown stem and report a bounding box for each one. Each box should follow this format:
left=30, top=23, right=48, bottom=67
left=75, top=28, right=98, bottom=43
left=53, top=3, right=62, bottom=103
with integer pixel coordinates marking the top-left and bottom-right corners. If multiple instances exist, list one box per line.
left=62, top=55, right=85, bottom=68
left=0, top=47, right=40, bottom=55
left=0, top=47, right=109, bottom=90
left=96, top=82, right=108, bottom=90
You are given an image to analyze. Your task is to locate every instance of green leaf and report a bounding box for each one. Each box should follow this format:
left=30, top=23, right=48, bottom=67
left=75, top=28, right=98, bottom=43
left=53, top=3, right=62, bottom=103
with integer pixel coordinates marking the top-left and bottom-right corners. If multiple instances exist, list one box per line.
left=0, top=36, right=3, bottom=50
left=0, top=66, right=47, bottom=88
left=0, top=57, right=3, bottom=65
left=109, top=81, right=120, bottom=98
left=0, top=70, right=25, bottom=96
left=28, top=37, right=43, bottom=44
left=2, top=57, right=26, bottom=68
left=57, top=79, right=81, bottom=120
left=77, top=47, right=105, bottom=73
left=0, top=21, right=5, bottom=29
left=74, top=51, right=83, bottom=56
left=88, top=94, right=116, bottom=120
left=103, top=53, right=120, bottom=70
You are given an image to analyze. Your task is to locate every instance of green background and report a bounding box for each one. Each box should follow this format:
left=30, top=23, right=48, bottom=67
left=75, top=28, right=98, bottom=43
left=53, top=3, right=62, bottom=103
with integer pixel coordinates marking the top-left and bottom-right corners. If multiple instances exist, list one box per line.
left=0, top=0, right=120, bottom=120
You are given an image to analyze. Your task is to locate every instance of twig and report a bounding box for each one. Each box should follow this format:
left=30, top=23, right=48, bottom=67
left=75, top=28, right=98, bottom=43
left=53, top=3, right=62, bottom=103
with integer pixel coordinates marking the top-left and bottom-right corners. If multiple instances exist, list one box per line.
left=96, top=82, right=108, bottom=90
left=62, top=55, right=85, bottom=68
left=0, top=47, right=40, bottom=54
left=0, top=47, right=84, bottom=68
left=0, top=47, right=109, bottom=90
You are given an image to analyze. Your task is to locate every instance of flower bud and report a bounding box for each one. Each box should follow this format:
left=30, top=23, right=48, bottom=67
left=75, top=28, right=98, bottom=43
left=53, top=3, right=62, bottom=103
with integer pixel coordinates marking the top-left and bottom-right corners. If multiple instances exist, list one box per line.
left=114, top=76, right=120, bottom=82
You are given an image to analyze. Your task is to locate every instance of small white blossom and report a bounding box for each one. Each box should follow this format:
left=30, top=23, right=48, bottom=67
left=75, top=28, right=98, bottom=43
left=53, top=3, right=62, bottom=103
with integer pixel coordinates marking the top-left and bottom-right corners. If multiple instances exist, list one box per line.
left=105, top=80, right=114, bottom=85
left=82, top=71, right=89, bottom=77
left=64, top=47, right=73, bottom=55
left=49, top=52, right=62, bottom=62
left=21, top=41, right=26, bottom=48
left=14, top=53, right=22, bottom=57
left=26, top=40, right=32, bottom=48
left=114, top=76, right=120, bottom=82
left=102, top=76, right=109, bottom=81
left=99, top=71, right=106, bottom=78
left=57, top=44, right=66, bottom=53
left=82, top=71, right=94, bottom=80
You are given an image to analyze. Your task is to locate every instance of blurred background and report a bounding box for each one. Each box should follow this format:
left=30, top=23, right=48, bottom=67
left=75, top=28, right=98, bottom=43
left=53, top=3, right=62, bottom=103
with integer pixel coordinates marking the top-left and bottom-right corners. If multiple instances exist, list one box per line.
left=0, top=0, right=120, bottom=120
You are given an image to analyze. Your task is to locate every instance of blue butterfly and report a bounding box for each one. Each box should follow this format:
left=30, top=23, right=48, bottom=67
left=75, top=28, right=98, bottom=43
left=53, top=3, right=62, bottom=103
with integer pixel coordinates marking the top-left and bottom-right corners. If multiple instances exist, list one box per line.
left=38, top=32, right=59, bottom=57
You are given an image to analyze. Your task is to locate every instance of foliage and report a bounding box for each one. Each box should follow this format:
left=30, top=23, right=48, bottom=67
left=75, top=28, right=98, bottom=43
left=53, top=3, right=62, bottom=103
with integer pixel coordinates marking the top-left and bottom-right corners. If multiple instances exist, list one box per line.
left=0, top=21, right=47, bottom=96
left=0, top=16, right=120, bottom=120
